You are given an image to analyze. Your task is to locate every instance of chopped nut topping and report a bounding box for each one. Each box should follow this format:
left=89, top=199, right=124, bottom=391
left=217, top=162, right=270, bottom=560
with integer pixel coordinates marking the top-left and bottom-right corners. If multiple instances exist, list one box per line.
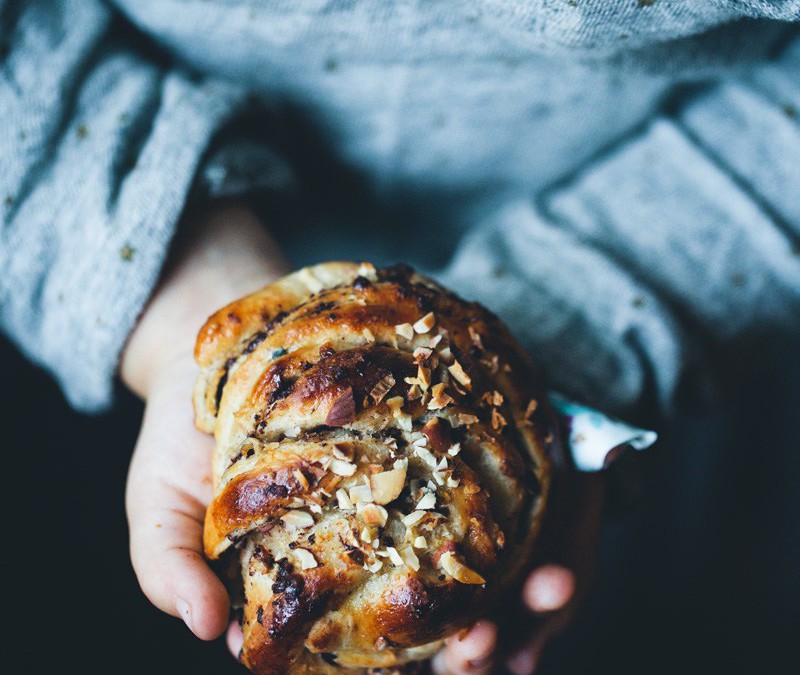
left=413, top=536, right=427, bottom=549
left=332, top=444, right=354, bottom=461
left=336, top=488, right=354, bottom=510
left=421, top=417, right=451, bottom=453
left=448, top=361, right=472, bottom=389
left=428, top=334, right=443, bottom=349
left=365, top=560, right=383, bottom=573
left=447, top=443, right=461, bottom=456
left=386, top=546, right=405, bottom=567
left=281, top=509, right=315, bottom=530
left=362, top=327, right=376, bottom=342
left=293, top=469, right=310, bottom=491
left=438, top=346, right=453, bottom=363
left=414, top=446, right=438, bottom=468
left=446, top=476, right=460, bottom=488
left=468, top=325, right=484, bottom=350
left=427, top=382, right=454, bottom=410
left=361, top=525, right=377, bottom=543
left=358, top=503, right=389, bottom=527
left=480, top=354, right=500, bottom=374
left=285, top=426, right=302, bottom=439
left=399, top=546, right=420, bottom=571
left=402, top=510, right=427, bottom=527
left=416, top=492, right=437, bottom=510
left=308, top=502, right=323, bottom=514
left=491, top=408, right=507, bottom=431
left=417, top=365, right=431, bottom=389
left=413, top=312, right=436, bottom=334
left=294, top=548, right=318, bottom=570
left=436, top=456, right=449, bottom=471
left=413, top=346, right=434, bottom=363
left=432, top=471, right=445, bottom=486
left=386, top=396, right=405, bottom=414
left=369, top=374, right=396, bottom=403
left=439, top=551, right=485, bottom=585
left=395, top=323, right=415, bottom=340
left=349, top=483, right=373, bottom=504
left=326, top=387, right=356, bottom=426
left=370, top=461, right=407, bottom=505
left=482, top=390, right=504, bottom=406
left=454, top=413, right=479, bottom=427
left=330, top=459, right=357, bottom=476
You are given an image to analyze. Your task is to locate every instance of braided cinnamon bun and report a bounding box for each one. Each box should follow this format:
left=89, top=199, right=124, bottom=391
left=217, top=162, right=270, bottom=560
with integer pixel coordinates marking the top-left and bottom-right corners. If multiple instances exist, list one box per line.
left=194, top=262, right=561, bottom=674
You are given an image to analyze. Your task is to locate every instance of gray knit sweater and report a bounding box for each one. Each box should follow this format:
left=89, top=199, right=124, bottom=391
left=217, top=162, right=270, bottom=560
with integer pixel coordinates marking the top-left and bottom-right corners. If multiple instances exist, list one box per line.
left=1, top=0, right=798, bottom=415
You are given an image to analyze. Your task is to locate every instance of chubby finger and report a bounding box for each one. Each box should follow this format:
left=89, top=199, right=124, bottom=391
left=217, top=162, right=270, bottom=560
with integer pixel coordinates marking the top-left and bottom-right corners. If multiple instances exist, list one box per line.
left=227, top=620, right=244, bottom=658
left=128, top=498, right=230, bottom=640
left=432, top=620, right=497, bottom=674
left=523, top=564, right=576, bottom=613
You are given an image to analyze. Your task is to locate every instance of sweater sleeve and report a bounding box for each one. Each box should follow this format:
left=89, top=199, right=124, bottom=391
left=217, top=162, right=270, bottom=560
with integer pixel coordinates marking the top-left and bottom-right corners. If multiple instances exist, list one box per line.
left=0, top=0, right=288, bottom=411
left=440, top=37, right=800, bottom=419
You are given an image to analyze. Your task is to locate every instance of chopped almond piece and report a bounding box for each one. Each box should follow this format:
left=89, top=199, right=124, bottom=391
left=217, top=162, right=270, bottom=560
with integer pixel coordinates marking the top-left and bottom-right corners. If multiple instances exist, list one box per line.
left=468, top=325, right=484, bottom=350
left=281, top=509, right=315, bottom=530
left=414, top=446, right=438, bottom=468
left=395, top=323, right=415, bottom=340
left=417, top=365, right=431, bottom=389
left=446, top=476, right=460, bottom=488
left=416, top=492, right=437, bottom=510
left=399, top=546, right=420, bottom=571
left=491, top=408, right=507, bottom=431
left=370, top=462, right=407, bottom=505
left=386, top=546, right=405, bottom=567
left=365, top=560, right=383, bottom=573
left=349, top=483, right=373, bottom=504
left=448, top=361, right=472, bottom=389
left=293, top=469, right=310, bottom=491
left=439, top=551, right=485, bottom=585
left=358, top=503, right=389, bottom=527
left=413, top=536, right=427, bottom=549
left=330, top=459, right=357, bottom=476
left=454, top=413, right=479, bottom=427
left=428, top=334, right=443, bottom=349
left=413, top=346, right=434, bottom=363
left=402, top=510, right=426, bottom=527
left=413, top=312, right=436, bottom=334
left=369, top=374, right=396, bottom=403
left=332, top=444, right=354, bottom=461
left=482, top=390, right=504, bottom=406
left=447, top=443, right=461, bottom=456
left=336, top=488, right=354, bottom=510
left=294, top=548, right=318, bottom=570
left=421, top=417, right=451, bottom=453
left=427, top=382, right=454, bottom=410
left=386, top=396, right=405, bottom=414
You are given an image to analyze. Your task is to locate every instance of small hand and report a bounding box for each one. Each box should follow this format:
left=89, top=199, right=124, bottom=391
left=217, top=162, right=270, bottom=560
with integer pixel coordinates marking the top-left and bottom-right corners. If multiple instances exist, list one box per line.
left=121, top=199, right=289, bottom=641
left=433, top=471, right=605, bottom=675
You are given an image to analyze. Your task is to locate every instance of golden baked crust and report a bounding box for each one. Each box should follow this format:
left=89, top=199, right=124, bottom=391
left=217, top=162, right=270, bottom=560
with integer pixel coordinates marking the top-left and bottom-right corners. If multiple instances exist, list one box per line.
left=194, top=262, right=561, bottom=674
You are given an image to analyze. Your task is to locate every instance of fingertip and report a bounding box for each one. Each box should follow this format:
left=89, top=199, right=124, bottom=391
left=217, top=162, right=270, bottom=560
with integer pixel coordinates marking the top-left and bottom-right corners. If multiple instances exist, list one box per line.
left=227, top=620, right=244, bottom=659
left=441, top=620, right=496, bottom=673
left=523, top=564, right=576, bottom=613
left=176, top=565, right=230, bottom=640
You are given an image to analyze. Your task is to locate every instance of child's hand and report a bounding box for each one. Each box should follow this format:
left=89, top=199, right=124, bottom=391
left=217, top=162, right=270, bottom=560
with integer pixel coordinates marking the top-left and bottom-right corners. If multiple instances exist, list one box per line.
left=433, top=472, right=605, bottom=675
left=121, top=199, right=289, bottom=640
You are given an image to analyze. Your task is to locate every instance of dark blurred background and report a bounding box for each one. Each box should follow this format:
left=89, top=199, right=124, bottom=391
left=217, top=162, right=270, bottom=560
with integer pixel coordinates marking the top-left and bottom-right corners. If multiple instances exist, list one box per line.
left=4, top=325, right=799, bottom=674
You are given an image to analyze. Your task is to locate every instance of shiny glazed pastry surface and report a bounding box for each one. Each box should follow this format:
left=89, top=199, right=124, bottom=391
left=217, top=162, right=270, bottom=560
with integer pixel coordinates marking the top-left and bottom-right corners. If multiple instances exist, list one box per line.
left=194, top=262, right=560, bottom=674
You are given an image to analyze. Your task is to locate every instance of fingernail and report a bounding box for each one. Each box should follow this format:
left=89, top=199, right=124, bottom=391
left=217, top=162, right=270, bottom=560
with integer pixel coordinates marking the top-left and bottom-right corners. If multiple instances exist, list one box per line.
left=176, top=598, right=195, bottom=634
left=467, top=654, right=493, bottom=670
